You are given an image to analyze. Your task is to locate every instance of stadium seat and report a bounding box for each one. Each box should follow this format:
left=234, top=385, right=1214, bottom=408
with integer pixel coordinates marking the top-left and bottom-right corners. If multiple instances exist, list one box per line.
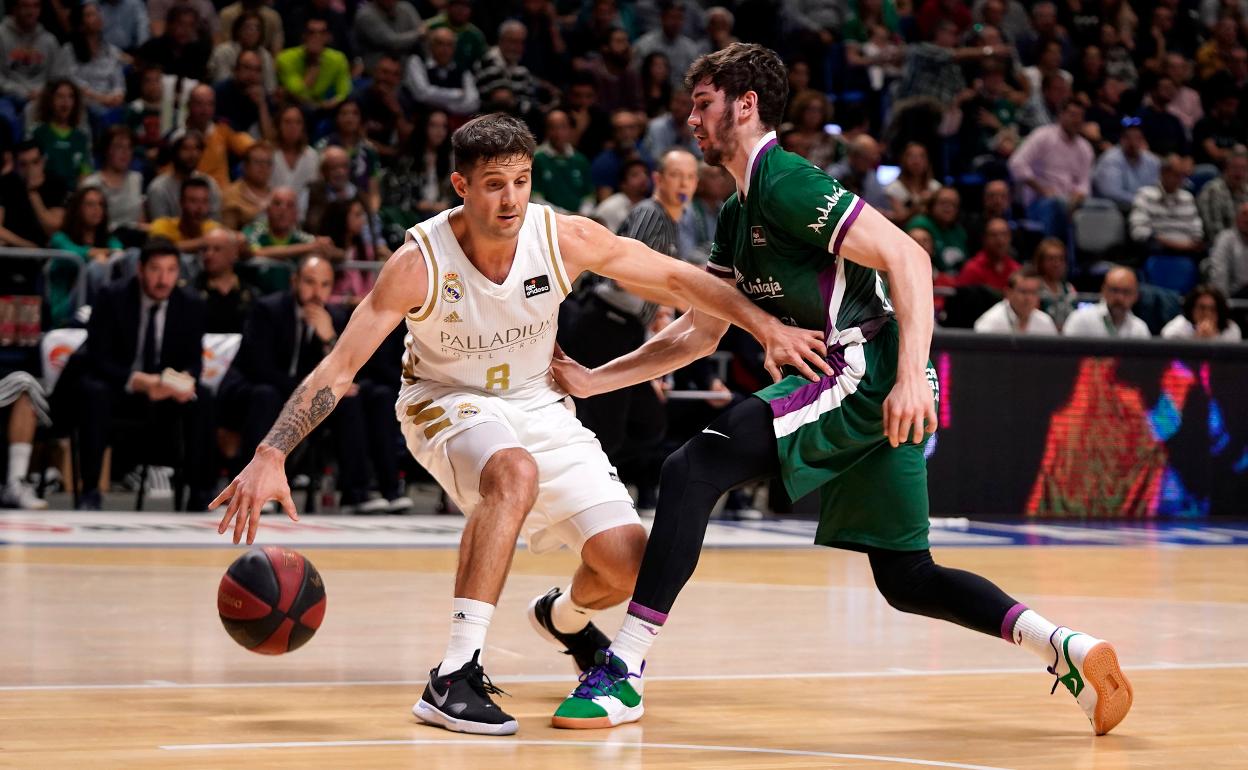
left=1072, top=199, right=1126, bottom=263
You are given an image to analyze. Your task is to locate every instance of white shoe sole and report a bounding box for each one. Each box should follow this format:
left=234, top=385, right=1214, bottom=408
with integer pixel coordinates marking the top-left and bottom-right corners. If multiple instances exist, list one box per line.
left=552, top=702, right=644, bottom=729
left=411, top=699, right=518, bottom=736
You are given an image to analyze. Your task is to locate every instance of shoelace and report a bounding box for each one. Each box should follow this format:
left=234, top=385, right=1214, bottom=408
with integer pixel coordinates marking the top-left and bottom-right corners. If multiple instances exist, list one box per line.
left=572, top=652, right=640, bottom=699
left=1046, top=627, right=1064, bottom=695
left=465, top=665, right=509, bottom=699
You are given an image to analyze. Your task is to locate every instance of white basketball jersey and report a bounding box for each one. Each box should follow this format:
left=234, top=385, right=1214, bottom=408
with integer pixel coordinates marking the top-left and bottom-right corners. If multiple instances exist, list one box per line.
left=400, top=203, right=572, bottom=409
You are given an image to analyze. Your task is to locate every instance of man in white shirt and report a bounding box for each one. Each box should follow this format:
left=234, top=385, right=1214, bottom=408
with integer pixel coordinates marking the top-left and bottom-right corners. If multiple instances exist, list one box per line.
left=1063, top=265, right=1152, bottom=338
left=973, top=265, right=1058, bottom=335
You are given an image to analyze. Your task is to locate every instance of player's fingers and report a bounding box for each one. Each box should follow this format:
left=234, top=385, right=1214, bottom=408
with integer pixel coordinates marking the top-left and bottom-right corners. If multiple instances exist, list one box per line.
left=805, top=347, right=835, bottom=378
left=910, top=412, right=926, bottom=446
left=764, top=358, right=781, bottom=383
left=885, top=403, right=902, bottom=448
left=220, top=486, right=244, bottom=534
left=805, top=331, right=828, bottom=357
left=925, top=401, right=939, bottom=434
left=246, top=504, right=262, bottom=545
left=232, top=494, right=251, bottom=544
left=280, top=491, right=299, bottom=522
left=210, top=478, right=236, bottom=512
left=789, top=356, right=819, bottom=382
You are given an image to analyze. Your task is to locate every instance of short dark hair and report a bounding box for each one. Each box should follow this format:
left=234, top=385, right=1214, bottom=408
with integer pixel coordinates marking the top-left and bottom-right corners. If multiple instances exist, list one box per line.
left=1183, top=284, right=1231, bottom=331
left=451, top=113, right=536, bottom=174
left=683, top=43, right=788, bottom=130
left=1008, top=263, right=1041, bottom=289
left=180, top=176, right=212, bottom=199
left=14, top=138, right=40, bottom=156
left=618, top=157, right=651, bottom=185
left=140, top=238, right=181, bottom=266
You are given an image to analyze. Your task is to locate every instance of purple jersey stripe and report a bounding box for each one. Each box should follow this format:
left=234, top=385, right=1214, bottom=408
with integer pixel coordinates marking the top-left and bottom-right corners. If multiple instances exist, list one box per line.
left=1001, top=602, right=1028, bottom=643
left=627, top=601, right=668, bottom=625
left=832, top=197, right=866, bottom=254
left=768, top=345, right=849, bottom=419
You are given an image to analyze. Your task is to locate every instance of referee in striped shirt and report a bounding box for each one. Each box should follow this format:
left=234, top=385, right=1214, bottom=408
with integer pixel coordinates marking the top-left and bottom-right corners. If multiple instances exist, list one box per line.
left=558, top=147, right=700, bottom=464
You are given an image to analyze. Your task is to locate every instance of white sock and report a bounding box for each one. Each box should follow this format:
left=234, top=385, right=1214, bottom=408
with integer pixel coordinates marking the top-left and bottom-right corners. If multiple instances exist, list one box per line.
left=1011, top=608, right=1063, bottom=663
left=609, top=603, right=665, bottom=678
left=549, top=585, right=595, bottom=634
left=7, top=443, right=32, bottom=485
left=437, top=598, right=494, bottom=676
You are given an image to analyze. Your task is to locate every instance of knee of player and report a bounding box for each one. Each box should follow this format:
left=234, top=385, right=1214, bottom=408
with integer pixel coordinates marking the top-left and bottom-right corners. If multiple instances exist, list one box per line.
left=480, top=448, right=539, bottom=509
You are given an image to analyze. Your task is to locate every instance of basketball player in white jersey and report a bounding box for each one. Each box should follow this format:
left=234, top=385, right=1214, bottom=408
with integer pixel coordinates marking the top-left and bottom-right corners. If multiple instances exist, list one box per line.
left=212, top=113, right=831, bottom=736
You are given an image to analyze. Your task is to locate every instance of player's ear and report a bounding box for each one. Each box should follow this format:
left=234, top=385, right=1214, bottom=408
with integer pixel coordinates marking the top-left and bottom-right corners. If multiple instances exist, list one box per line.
left=738, top=90, right=758, bottom=123
left=450, top=170, right=469, bottom=199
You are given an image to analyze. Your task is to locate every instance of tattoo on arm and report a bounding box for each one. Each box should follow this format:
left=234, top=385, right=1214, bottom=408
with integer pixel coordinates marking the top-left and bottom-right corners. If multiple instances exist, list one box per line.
left=262, top=382, right=338, bottom=454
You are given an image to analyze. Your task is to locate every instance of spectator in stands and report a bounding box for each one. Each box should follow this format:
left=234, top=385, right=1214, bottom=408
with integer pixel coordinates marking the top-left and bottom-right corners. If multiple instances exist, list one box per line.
left=217, top=0, right=282, bottom=54
left=73, top=240, right=213, bottom=510
left=884, top=142, right=940, bottom=225
left=1206, top=201, right=1248, bottom=299
left=704, top=5, right=737, bottom=51
left=214, top=48, right=275, bottom=139
left=277, top=17, right=351, bottom=114
left=378, top=109, right=455, bottom=242
left=1164, top=54, right=1203, bottom=130
left=29, top=80, right=92, bottom=191
left=1015, top=0, right=1070, bottom=66
left=958, top=218, right=1020, bottom=291
left=136, top=6, right=211, bottom=81
left=965, top=180, right=1017, bottom=255
left=323, top=197, right=389, bottom=306
left=148, top=134, right=220, bottom=221
left=221, top=142, right=273, bottom=231
left=640, top=52, right=672, bottom=119
left=1198, top=146, right=1248, bottom=240
left=1192, top=90, right=1244, bottom=168
left=1085, top=76, right=1129, bottom=152
left=1195, top=16, right=1240, bottom=80
left=149, top=177, right=223, bottom=250
left=1021, top=40, right=1072, bottom=112
left=173, top=84, right=256, bottom=191
left=1093, top=118, right=1162, bottom=211
left=47, top=186, right=121, bottom=325
left=125, top=65, right=187, bottom=171
left=585, top=26, right=644, bottom=114
left=98, top=0, right=150, bottom=53
left=907, top=225, right=937, bottom=262
left=785, top=89, right=840, bottom=170
left=270, top=104, right=318, bottom=218
left=82, top=127, right=145, bottom=237
left=405, top=27, right=480, bottom=120
left=1137, top=74, right=1190, bottom=156
left=564, top=72, right=611, bottom=160
left=1033, top=236, right=1077, bottom=329
left=245, top=186, right=338, bottom=263
left=352, top=0, right=424, bottom=72
left=678, top=160, right=732, bottom=264
left=893, top=19, right=1004, bottom=107
left=1063, top=265, right=1151, bottom=338
left=643, top=88, right=701, bottom=163
left=0, top=141, right=66, bottom=249
left=149, top=0, right=218, bottom=39
left=1008, top=99, right=1094, bottom=238
left=280, top=0, right=350, bottom=60
left=973, top=264, right=1058, bottom=335
left=216, top=255, right=370, bottom=507
left=514, top=0, right=568, bottom=84
left=591, top=109, right=649, bottom=201
left=1130, top=154, right=1205, bottom=256
left=195, top=227, right=256, bottom=334
left=1161, top=284, right=1242, bottom=341
left=358, top=55, right=412, bottom=164
left=0, top=0, right=60, bottom=136
left=59, top=1, right=126, bottom=120
left=593, top=158, right=651, bottom=233
left=304, top=146, right=358, bottom=233
left=475, top=21, right=546, bottom=124
left=1020, top=70, right=1073, bottom=134
left=428, top=0, right=487, bottom=72
left=907, top=186, right=969, bottom=276
left=533, top=110, right=595, bottom=214
left=1099, top=20, right=1138, bottom=90
left=208, top=11, right=277, bottom=91
left=956, top=62, right=1023, bottom=171
left=315, top=100, right=382, bottom=214
left=827, top=135, right=889, bottom=212
left=634, top=0, right=707, bottom=88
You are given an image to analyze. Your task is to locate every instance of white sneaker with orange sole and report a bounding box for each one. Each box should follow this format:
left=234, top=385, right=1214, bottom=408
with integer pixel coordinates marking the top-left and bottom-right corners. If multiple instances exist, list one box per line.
left=1048, top=628, right=1134, bottom=735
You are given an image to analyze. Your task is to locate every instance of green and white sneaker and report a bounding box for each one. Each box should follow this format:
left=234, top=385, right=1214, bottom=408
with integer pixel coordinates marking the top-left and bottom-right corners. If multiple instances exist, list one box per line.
left=1047, top=628, right=1134, bottom=735
left=551, top=649, right=644, bottom=729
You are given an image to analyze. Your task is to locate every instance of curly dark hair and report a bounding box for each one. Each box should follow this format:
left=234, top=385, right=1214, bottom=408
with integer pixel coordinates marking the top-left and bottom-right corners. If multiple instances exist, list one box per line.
left=63, top=186, right=112, bottom=248
left=683, top=43, right=789, bottom=130
left=36, top=78, right=83, bottom=127
left=451, top=113, right=536, bottom=174
left=1183, top=284, right=1232, bottom=332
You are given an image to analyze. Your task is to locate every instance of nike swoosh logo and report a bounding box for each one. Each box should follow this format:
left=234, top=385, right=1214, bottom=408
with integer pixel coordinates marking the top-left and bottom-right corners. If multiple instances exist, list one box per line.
left=643, top=625, right=660, bottom=635
left=430, top=681, right=450, bottom=707
left=701, top=428, right=730, bottom=438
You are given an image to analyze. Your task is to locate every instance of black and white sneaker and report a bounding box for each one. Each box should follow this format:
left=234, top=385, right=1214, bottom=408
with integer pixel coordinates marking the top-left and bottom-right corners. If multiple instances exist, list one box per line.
left=412, top=651, right=518, bottom=735
left=528, top=587, right=611, bottom=674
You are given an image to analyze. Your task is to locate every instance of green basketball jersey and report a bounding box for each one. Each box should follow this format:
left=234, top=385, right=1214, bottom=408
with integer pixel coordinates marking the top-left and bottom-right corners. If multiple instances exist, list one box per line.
left=707, top=135, right=894, bottom=339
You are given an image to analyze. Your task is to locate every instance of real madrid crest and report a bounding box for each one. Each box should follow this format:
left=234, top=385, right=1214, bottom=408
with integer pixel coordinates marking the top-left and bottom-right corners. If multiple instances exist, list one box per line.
left=442, top=272, right=464, bottom=303
left=457, top=402, right=480, bottom=419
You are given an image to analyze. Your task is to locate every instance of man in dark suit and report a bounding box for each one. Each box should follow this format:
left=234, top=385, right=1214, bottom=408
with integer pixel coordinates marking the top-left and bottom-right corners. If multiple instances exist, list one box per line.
left=217, top=256, right=369, bottom=508
left=75, top=239, right=213, bottom=510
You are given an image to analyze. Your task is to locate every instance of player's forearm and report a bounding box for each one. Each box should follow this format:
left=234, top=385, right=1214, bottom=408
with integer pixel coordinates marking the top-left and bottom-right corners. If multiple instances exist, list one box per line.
left=883, top=252, right=935, bottom=381
left=258, top=357, right=354, bottom=457
left=590, top=312, right=724, bottom=393
left=665, top=260, right=777, bottom=343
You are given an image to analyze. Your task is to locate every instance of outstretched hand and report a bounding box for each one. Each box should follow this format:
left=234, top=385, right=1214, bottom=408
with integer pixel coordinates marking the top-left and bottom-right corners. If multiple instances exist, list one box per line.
left=759, top=320, right=834, bottom=383
left=212, top=446, right=299, bottom=545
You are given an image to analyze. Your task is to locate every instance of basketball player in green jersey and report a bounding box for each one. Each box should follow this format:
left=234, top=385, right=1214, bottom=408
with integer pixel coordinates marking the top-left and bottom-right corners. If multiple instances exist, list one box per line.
left=550, top=44, right=1134, bottom=735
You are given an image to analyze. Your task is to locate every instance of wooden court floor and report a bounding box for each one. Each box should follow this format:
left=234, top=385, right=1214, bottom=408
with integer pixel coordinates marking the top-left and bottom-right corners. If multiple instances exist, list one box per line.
left=2, top=542, right=1246, bottom=769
